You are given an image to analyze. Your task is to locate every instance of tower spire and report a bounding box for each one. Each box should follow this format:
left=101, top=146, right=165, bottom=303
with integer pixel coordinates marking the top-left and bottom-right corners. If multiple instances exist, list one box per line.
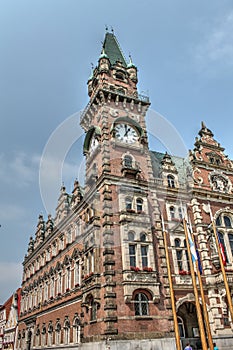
left=103, top=31, right=127, bottom=67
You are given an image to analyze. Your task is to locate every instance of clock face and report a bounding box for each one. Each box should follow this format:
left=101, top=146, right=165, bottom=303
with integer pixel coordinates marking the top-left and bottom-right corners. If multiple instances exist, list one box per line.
left=90, top=136, right=99, bottom=153
left=115, top=124, right=138, bottom=144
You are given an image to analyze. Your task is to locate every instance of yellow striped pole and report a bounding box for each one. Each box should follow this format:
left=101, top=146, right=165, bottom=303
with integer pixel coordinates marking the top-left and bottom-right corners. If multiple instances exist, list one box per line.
left=188, top=218, right=214, bottom=350
left=162, top=216, right=181, bottom=350
left=183, top=218, right=208, bottom=350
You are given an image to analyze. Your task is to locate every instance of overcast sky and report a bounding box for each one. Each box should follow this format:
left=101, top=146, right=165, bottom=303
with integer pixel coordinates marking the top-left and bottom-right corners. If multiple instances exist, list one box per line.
left=1, top=0, right=233, bottom=303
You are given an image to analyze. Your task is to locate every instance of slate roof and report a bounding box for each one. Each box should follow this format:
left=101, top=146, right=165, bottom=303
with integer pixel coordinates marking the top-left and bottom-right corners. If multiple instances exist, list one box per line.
left=103, top=32, right=127, bottom=67
left=150, top=151, right=191, bottom=184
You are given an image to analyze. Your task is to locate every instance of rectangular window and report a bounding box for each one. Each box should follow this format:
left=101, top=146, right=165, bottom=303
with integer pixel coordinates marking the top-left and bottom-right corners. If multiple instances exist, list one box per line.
left=129, top=244, right=136, bottom=267
left=141, top=245, right=148, bottom=267
left=57, top=273, right=62, bottom=294
left=66, top=268, right=71, bottom=290
left=176, top=250, right=183, bottom=270
left=75, top=261, right=80, bottom=286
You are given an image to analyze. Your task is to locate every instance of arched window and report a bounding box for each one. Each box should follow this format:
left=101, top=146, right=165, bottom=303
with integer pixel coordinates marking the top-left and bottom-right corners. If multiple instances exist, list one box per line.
left=167, top=175, right=175, bottom=188
left=136, top=198, right=143, bottom=213
left=124, top=155, right=133, bottom=168
left=125, top=197, right=132, bottom=211
left=177, top=316, right=185, bottom=338
left=228, top=234, right=233, bottom=257
left=41, top=325, right=46, bottom=347
left=140, top=233, right=146, bottom=242
left=128, top=231, right=135, bottom=241
left=224, top=216, right=232, bottom=228
left=170, top=206, right=175, bottom=219
left=48, top=323, right=53, bottom=346
left=35, top=328, right=40, bottom=347
left=73, top=317, right=81, bottom=344
left=134, top=293, right=149, bottom=316
left=55, top=322, right=61, bottom=345
left=216, top=216, right=221, bottom=226
left=63, top=319, right=70, bottom=344
left=175, top=238, right=183, bottom=271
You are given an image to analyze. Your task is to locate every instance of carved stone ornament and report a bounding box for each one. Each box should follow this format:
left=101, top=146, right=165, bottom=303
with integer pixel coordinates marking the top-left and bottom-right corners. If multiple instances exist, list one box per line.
left=109, top=109, right=119, bottom=117
left=209, top=172, right=232, bottom=193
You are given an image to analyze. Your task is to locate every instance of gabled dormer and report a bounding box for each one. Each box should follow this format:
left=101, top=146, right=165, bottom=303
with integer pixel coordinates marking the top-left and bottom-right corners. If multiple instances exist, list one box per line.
left=190, top=122, right=233, bottom=192
left=191, top=122, right=232, bottom=169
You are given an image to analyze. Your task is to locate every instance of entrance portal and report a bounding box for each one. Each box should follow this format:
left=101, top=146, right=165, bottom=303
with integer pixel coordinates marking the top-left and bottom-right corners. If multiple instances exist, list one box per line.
left=177, top=301, right=202, bottom=350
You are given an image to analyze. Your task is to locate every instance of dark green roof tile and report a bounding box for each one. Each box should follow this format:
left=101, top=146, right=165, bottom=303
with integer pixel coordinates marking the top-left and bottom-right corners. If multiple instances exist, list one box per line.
left=103, top=32, right=127, bottom=67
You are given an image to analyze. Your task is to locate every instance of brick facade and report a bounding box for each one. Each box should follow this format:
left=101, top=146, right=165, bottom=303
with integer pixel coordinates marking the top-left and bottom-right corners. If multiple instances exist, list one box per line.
left=16, top=32, right=233, bottom=350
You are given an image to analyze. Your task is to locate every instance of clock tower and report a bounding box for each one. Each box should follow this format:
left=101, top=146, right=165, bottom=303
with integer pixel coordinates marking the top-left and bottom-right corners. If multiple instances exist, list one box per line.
left=80, top=31, right=171, bottom=341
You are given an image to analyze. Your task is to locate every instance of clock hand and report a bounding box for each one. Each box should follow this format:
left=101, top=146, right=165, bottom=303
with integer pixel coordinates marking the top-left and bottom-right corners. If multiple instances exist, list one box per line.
left=124, top=125, right=128, bottom=137
left=124, top=126, right=131, bottom=137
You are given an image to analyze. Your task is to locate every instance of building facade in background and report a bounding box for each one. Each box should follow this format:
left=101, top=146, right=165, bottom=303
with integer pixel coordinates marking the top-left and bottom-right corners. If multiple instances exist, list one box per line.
left=3, top=289, right=21, bottom=350
left=16, top=32, right=233, bottom=350
left=0, top=290, right=20, bottom=350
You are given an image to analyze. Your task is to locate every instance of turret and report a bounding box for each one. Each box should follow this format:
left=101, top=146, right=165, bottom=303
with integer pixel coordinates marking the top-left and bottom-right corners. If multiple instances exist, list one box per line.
left=98, top=47, right=110, bottom=73
left=127, top=55, right=138, bottom=83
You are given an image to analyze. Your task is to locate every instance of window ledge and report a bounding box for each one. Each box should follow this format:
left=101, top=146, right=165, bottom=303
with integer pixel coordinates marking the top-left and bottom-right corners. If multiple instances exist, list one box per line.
left=135, top=316, right=153, bottom=320
left=89, top=320, right=97, bottom=324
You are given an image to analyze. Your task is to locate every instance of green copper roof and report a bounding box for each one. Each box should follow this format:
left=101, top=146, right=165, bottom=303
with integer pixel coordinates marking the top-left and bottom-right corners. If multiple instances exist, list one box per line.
left=103, top=32, right=127, bottom=67
left=150, top=151, right=191, bottom=185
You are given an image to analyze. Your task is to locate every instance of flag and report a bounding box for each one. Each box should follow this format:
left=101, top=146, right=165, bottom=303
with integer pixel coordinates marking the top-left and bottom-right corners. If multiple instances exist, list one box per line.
left=188, top=219, right=202, bottom=274
left=194, top=237, right=203, bottom=274
left=187, top=223, right=198, bottom=263
left=217, top=231, right=227, bottom=266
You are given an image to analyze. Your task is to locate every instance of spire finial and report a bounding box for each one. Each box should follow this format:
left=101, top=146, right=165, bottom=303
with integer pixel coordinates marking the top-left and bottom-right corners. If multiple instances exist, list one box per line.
left=201, top=121, right=206, bottom=129
left=129, top=53, right=133, bottom=64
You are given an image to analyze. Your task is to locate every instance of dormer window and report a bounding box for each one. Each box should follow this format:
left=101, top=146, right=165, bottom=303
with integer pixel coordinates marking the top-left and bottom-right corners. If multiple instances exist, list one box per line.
left=167, top=175, right=175, bottom=188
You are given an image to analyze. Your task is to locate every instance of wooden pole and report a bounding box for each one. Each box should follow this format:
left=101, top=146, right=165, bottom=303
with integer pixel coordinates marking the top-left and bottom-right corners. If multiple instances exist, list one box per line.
left=188, top=221, right=214, bottom=350
left=183, top=218, right=208, bottom=350
left=162, top=222, right=182, bottom=350
left=210, top=214, right=233, bottom=323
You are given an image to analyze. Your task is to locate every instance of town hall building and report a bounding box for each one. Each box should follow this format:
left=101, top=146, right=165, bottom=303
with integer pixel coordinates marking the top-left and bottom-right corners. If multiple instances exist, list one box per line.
left=16, top=31, right=233, bottom=350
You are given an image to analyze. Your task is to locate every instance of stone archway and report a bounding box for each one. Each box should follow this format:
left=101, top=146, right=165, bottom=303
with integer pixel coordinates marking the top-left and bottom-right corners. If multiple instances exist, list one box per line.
left=176, top=295, right=202, bottom=350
